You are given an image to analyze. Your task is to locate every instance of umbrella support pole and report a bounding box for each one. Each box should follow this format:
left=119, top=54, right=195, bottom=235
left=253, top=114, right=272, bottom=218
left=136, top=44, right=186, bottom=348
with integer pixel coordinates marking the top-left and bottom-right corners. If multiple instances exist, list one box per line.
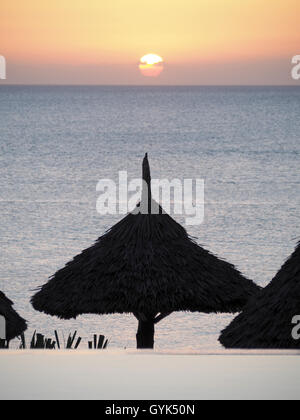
left=136, top=320, right=155, bottom=349
left=0, top=339, right=8, bottom=349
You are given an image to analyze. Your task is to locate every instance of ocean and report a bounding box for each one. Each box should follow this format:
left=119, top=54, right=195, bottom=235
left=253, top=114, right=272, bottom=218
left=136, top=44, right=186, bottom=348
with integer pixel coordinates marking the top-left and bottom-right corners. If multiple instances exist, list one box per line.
left=0, top=85, right=299, bottom=350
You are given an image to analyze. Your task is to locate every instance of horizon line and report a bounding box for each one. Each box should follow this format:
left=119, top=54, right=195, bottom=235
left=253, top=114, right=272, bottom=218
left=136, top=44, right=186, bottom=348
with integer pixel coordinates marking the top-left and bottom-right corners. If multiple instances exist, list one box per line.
left=0, top=84, right=299, bottom=88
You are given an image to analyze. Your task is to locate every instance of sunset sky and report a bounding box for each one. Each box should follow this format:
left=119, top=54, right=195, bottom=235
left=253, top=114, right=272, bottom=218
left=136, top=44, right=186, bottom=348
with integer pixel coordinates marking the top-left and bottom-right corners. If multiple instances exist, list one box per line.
left=1, top=0, right=299, bottom=84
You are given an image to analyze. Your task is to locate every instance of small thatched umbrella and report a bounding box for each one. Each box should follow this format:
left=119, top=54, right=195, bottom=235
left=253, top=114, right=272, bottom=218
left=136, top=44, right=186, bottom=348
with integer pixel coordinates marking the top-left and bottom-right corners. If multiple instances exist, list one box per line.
left=32, top=154, right=259, bottom=349
left=0, top=291, right=27, bottom=347
left=219, top=241, right=300, bottom=349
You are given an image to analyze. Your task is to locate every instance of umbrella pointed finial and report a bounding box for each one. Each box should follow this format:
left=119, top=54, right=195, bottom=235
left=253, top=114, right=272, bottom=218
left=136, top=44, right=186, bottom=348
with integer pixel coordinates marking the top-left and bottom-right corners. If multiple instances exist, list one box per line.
left=142, top=153, right=151, bottom=187
left=141, top=153, right=152, bottom=212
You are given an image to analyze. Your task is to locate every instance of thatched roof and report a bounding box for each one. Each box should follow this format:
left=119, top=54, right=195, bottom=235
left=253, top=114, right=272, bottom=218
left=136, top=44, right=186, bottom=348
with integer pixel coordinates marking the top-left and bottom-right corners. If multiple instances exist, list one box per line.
left=219, top=241, right=300, bottom=349
left=31, top=154, right=259, bottom=320
left=0, top=291, right=27, bottom=341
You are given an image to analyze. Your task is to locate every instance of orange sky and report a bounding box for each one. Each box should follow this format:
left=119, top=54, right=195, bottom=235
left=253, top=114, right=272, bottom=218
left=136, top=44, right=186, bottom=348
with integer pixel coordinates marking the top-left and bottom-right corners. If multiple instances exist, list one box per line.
left=1, top=0, right=299, bottom=84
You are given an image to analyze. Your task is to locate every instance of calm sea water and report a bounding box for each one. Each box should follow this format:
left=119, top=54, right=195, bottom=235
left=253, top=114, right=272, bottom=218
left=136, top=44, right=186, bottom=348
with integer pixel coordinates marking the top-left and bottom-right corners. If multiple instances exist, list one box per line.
left=0, top=86, right=299, bottom=350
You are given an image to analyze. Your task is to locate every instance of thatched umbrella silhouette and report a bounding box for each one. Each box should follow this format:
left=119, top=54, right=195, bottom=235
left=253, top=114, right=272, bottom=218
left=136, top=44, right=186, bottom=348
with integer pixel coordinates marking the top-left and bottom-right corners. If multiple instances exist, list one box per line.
left=31, top=154, right=259, bottom=349
left=0, top=291, right=27, bottom=347
left=219, top=241, right=300, bottom=349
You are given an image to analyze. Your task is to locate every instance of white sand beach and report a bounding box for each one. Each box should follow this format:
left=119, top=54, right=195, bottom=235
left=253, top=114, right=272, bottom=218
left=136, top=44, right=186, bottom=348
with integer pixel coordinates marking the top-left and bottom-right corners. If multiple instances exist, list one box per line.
left=1, top=350, right=300, bottom=400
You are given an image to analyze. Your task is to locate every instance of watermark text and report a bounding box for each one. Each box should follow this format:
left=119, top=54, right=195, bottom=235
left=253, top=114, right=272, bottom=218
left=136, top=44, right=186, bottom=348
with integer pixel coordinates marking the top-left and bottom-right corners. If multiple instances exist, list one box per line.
left=291, top=315, right=300, bottom=340
left=0, top=55, right=6, bottom=80
left=292, top=56, right=300, bottom=80
left=96, top=172, right=205, bottom=226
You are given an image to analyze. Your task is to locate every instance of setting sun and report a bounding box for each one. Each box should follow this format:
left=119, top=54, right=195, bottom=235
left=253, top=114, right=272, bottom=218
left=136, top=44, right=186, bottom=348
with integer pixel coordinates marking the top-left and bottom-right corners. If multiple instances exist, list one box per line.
left=139, top=54, right=164, bottom=78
